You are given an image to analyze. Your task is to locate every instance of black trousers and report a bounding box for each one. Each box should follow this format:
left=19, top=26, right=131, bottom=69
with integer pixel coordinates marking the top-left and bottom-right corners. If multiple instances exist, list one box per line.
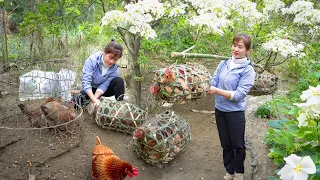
left=215, top=108, right=246, bottom=174
left=72, top=77, right=125, bottom=108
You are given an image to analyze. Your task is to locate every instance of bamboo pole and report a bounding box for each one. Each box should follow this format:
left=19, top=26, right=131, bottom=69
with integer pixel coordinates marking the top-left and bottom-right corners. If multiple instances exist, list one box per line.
left=171, top=52, right=230, bottom=60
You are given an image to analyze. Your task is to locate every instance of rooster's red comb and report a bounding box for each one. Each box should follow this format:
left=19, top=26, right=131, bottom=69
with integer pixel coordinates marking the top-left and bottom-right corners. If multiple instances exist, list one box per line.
left=127, top=167, right=139, bottom=178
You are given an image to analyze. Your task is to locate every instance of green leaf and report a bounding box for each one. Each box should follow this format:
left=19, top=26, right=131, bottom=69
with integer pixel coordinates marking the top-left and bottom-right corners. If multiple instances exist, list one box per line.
left=292, top=129, right=308, bottom=139
left=268, top=176, right=280, bottom=180
left=286, top=124, right=299, bottom=132
left=269, top=147, right=287, bottom=158
left=268, top=118, right=289, bottom=128
left=288, top=107, right=299, bottom=115
left=304, top=131, right=313, bottom=136
left=316, top=165, right=320, bottom=176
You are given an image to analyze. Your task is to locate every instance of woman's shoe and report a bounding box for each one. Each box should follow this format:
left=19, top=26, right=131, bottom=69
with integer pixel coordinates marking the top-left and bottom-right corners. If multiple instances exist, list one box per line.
left=223, top=172, right=234, bottom=180
left=233, top=173, right=243, bottom=180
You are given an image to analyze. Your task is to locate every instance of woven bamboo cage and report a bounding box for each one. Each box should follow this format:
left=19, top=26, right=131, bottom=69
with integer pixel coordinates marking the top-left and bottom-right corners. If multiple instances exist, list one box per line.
left=92, top=97, right=147, bottom=134
left=133, top=111, right=191, bottom=167
left=0, top=59, right=83, bottom=179
left=151, top=63, right=211, bottom=104
left=248, top=69, right=279, bottom=96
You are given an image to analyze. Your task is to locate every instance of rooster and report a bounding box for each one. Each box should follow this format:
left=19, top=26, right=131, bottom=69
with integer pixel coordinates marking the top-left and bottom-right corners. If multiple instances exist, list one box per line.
left=159, top=67, right=176, bottom=84
left=92, top=136, right=139, bottom=180
left=18, top=97, right=55, bottom=127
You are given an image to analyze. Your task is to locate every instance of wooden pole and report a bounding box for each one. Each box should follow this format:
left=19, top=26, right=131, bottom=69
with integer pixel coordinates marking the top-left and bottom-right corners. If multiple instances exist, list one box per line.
left=1, top=1, right=8, bottom=63
left=171, top=52, right=230, bottom=60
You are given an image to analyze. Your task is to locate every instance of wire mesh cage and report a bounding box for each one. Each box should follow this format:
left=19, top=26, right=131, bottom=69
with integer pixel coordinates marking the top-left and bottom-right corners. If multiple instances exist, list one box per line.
left=91, top=97, right=147, bottom=134
left=133, top=111, right=191, bottom=167
left=0, top=59, right=84, bottom=178
left=150, top=63, right=211, bottom=104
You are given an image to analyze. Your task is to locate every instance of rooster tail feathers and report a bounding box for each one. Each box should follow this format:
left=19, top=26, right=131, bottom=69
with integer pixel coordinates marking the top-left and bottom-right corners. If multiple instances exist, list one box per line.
left=95, top=136, right=101, bottom=145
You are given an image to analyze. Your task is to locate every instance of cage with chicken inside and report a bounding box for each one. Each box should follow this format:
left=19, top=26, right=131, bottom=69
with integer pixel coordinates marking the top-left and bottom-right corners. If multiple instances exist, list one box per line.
left=133, top=111, right=191, bottom=167
left=91, top=97, right=147, bottom=134
left=0, top=58, right=84, bottom=179
left=150, top=63, right=211, bottom=104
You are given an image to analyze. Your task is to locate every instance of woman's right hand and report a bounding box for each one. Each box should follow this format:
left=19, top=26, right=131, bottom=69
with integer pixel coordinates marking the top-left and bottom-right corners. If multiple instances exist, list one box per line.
left=92, top=98, right=101, bottom=107
left=207, top=86, right=217, bottom=95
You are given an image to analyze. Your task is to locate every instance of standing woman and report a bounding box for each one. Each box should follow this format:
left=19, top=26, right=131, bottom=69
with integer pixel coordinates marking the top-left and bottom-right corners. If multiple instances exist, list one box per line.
left=208, top=34, right=255, bottom=180
left=73, top=39, right=125, bottom=108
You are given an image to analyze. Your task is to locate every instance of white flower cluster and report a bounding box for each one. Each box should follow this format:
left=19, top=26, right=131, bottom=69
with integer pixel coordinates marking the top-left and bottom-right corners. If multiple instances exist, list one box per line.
left=294, top=85, right=320, bottom=127
left=184, top=0, right=231, bottom=35
left=281, top=1, right=320, bottom=25
left=168, top=2, right=187, bottom=17
left=101, top=0, right=166, bottom=39
left=101, top=10, right=129, bottom=29
left=185, top=0, right=266, bottom=34
left=262, top=38, right=305, bottom=58
left=262, top=0, right=285, bottom=14
left=231, top=0, right=264, bottom=25
left=309, top=25, right=320, bottom=37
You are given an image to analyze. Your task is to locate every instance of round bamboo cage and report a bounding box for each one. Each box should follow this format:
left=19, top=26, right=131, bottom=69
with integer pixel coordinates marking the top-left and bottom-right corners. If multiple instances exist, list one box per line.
left=133, top=111, right=191, bottom=167
left=92, top=97, right=147, bottom=134
left=151, top=63, right=211, bottom=104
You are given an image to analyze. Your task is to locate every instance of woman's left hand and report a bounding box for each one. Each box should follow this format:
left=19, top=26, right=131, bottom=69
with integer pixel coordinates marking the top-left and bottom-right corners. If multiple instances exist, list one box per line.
left=207, top=86, right=217, bottom=95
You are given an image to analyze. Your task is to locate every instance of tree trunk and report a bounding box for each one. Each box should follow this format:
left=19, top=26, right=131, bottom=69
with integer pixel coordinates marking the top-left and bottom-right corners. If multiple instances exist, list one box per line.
left=65, top=25, right=68, bottom=51
left=29, top=0, right=36, bottom=59
left=1, top=3, right=8, bottom=64
left=118, top=28, right=142, bottom=106
left=52, top=32, right=55, bottom=51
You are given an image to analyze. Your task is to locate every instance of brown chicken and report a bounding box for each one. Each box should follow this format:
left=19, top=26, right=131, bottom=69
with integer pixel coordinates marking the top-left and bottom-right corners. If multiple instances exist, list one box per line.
left=40, top=102, right=76, bottom=127
left=134, top=127, right=165, bottom=161
left=18, top=97, right=55, bottom=126
left=92, top=136, right=139, bottom=180
left=44, top=96, right=63, bottom=113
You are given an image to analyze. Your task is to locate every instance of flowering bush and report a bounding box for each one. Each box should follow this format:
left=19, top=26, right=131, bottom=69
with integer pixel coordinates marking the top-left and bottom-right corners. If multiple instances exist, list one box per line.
left=264, top=85, right=320, bottom=179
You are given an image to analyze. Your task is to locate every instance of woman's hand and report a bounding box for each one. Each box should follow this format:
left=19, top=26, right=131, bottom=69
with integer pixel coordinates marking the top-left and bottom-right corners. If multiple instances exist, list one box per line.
left=92, top=97, right=101, bottom=107
left=207, top=86, right=217, bottom=95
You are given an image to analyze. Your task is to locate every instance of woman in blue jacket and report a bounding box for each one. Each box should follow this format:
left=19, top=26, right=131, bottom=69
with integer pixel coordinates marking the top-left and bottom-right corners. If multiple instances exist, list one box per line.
left=208, top=34, right=256, bottom=180
left=73, top=40, right=125, bottom=108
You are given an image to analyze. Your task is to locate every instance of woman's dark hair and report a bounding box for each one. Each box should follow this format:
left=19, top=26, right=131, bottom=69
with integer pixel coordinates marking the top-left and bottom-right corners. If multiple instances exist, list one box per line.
left=103, top=39, right=123, bottom=58
left=232, top=34, right=252, bottom=50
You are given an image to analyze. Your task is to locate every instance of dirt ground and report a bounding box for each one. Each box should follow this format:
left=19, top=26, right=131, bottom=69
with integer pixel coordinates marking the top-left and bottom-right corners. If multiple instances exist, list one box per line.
left=0, top=95, right=277, bottom=180
left=0, top=59, right=278, bottom=180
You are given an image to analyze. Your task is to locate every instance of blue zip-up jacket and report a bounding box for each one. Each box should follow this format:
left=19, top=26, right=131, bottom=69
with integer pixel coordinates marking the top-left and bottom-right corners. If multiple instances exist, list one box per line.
left=211, top=58, right=255, bottom=112
left=82, top=52, right=119, bottom=94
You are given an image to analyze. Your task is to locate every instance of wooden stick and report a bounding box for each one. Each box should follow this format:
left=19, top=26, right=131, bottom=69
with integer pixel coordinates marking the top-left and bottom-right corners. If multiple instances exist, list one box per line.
left=171, top=52, right=230, bottom=60
left=190, top=109, right=215, bottom=114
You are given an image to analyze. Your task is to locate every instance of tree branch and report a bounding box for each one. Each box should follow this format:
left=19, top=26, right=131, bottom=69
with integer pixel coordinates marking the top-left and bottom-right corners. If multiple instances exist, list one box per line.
left=269, top=56, right=289, bottom=67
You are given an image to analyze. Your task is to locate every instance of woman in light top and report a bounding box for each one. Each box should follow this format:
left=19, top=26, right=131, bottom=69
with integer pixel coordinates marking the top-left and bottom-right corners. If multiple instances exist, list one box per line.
left=73, top=39, right=125, bottom=108
left=208, top=34, right=256, bottom=180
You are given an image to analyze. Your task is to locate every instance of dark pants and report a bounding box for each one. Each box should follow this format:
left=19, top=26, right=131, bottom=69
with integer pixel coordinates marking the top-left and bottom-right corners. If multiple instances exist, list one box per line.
left=215, top=108, right=246, bottom=174
left=72, top=77, right=125, bottom=108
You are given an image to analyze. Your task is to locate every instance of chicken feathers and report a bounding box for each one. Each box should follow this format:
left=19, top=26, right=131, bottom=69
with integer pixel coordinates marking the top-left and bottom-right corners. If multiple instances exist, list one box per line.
left=92, top=136, right=139, bottom=180
left=18, top=97, right=55, bottom=126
